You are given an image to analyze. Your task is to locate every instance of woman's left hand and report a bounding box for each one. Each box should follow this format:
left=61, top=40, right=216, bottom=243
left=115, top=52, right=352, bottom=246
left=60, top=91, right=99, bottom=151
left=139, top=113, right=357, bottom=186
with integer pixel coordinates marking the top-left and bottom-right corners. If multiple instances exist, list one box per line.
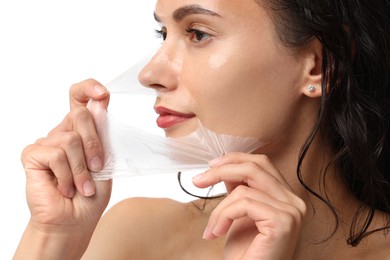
left=193, top=153, right=307, bottom=260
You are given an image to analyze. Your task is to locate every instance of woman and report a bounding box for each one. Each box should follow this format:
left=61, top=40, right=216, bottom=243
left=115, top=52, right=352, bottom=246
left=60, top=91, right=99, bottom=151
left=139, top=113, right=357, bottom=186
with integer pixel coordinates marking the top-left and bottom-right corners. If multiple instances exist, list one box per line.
left=14, top=0, right=390, bottom=259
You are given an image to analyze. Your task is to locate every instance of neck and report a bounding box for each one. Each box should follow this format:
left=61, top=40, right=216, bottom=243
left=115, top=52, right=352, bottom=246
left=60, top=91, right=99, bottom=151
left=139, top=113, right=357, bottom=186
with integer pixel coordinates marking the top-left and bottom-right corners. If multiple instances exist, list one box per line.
left=261, top=130, right=383, bottom=257
left=262, top=127, right=349, bottom=222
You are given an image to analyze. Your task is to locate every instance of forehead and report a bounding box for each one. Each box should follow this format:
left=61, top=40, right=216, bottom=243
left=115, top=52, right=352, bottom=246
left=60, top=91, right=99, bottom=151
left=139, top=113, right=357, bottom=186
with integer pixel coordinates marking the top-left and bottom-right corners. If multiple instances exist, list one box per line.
left=154, top=0, right=263, bottom=22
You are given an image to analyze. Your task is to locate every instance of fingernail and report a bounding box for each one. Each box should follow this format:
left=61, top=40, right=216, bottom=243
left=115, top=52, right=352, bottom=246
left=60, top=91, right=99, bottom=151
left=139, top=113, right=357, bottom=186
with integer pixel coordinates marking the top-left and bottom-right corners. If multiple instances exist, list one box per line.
left=203, top=226, right=216, bottom=240
left=192, top=172, right=205, bottom=182
left=202, top=226, right=210, bottom=240
left=90, top=156, right=102, bottom=172
left=83, top=180, right=95, bottom=196
left=209, top=157, right=222, bottom=166
left=94, top=85, right=107, bottom=96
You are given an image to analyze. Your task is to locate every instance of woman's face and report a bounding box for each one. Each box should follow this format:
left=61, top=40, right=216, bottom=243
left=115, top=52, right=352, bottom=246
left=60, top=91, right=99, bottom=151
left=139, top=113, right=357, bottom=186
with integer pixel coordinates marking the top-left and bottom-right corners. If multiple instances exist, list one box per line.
left=139, top=0, right=310, bottom=144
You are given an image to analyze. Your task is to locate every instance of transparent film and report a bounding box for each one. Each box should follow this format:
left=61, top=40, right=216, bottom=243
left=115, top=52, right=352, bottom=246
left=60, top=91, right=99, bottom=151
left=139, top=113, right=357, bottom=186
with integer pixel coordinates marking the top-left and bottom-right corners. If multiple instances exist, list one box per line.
left=87, top=55, right=263, bottom=181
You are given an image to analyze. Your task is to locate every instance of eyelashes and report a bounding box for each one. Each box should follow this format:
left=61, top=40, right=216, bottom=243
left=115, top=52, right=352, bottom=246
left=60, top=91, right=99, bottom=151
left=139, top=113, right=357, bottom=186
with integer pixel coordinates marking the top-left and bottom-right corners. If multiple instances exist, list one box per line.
left=185, top=28, right=211, bottom=42
left=154, top=28, right=211, bottom=43
left=155, top=29, right=167, bottom=41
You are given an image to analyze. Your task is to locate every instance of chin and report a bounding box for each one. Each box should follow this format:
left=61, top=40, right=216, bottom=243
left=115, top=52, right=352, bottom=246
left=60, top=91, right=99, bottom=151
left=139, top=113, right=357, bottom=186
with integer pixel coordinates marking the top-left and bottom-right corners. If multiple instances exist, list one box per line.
left=163, top=118, right=199, bottom=138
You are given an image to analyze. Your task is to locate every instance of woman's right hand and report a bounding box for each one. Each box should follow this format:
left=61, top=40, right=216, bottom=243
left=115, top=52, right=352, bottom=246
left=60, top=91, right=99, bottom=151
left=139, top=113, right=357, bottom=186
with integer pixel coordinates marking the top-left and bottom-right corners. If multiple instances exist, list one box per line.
left=15, top=79, right=112, bottom=259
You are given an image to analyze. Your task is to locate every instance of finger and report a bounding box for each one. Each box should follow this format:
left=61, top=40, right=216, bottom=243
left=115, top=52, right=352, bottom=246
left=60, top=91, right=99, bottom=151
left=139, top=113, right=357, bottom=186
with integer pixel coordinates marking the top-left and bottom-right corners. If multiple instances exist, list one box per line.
left=204, top=185, right=299, bottom=237
left=212, top=185, right=288, bottom=216
left=38, top=131, right=96, bottom=196
left=22, top=144, right=75, bottom=198
left=209, top=153, right=289, bottom=186
left=60, top=131, right=96, bottom=196
left=203, top=197, right=279, bottom=240
left=207, top=197, right=301, bottom=260
left=71, top=107, right=104, bottom=172
left=193, top=161, right=288, bottom=196
left=47, top=107, right=104, bottom=172
left=69, top=79, right=109, bottom=109
left=205, top=196, right=303, bottom=241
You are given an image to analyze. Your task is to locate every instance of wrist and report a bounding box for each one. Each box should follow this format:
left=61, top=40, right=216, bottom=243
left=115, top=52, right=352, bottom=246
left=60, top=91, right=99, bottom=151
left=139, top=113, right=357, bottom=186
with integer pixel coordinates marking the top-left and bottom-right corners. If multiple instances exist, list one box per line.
left=14, top=221, right=93, bottom=260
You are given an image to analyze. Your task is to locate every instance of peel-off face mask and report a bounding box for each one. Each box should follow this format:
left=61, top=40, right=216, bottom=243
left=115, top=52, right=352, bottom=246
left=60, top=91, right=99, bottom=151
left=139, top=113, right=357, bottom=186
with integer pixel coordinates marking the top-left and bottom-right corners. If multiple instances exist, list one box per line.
left=88, top=55, right=264, bottom=181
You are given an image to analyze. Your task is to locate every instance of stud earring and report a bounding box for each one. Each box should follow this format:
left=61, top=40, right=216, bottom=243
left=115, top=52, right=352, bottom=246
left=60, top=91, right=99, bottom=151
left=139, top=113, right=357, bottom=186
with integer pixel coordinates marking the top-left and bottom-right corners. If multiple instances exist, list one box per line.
left=307, top=85, right=316, bottom=93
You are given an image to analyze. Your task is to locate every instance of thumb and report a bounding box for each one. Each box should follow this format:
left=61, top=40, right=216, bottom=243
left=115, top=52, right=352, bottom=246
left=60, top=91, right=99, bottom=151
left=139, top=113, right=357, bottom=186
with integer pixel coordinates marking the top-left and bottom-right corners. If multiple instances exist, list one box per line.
left=70, top=80, right=109, bottom=109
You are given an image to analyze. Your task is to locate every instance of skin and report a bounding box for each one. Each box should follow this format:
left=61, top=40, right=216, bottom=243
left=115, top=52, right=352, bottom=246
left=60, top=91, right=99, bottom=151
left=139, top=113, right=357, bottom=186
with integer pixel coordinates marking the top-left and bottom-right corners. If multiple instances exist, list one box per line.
left=14, top=0, right=390, bottom=259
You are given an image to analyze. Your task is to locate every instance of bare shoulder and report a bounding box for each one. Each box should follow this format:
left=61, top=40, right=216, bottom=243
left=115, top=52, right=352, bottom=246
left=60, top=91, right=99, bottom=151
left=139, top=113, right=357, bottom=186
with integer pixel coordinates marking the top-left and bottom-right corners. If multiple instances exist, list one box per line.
left=82, top=197, right=188, bottom=259
left=82, top=197, right=224, bottom=259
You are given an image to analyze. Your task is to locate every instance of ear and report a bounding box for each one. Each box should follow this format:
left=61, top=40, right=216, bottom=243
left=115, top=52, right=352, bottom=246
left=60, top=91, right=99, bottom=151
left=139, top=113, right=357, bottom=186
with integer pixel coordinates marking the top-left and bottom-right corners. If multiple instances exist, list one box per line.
left=301, top=38, right=322, bottom=98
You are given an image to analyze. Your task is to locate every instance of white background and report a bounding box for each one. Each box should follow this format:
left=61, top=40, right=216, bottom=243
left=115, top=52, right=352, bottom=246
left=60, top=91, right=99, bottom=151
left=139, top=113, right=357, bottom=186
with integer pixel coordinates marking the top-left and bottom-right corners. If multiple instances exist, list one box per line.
left=0, top=1, right=199, bottom=258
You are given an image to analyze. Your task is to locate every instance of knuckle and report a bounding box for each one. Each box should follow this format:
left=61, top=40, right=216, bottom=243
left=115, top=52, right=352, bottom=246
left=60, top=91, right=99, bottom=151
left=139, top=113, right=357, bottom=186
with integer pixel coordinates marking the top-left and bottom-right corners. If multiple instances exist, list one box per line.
left=231, top=185, right=249, bottom=196
left=50, top=149, right=67, bottom=165
left=231, top=195, right=253, bottom=208
left=61, top=131, right=82, bottom=147
left=34, top=137, right=46, bottom=144
left=247, top=161, right=261, bottom=171
left=289, top=207, right=303, bottom=224
left=296, top=197, right=307, bottom=217
left=276, top=212, right=297, bottom=235
left=84, top=138, right=100, bottom=151
left=246, top=160, right=265, bottom=175
left=71, top=106, right=90, bottom=120
left=283, top=212, right=296, bottom=225
left=282, top=204, right=305, bottom=229
left=20, top=144, right=35, bottom=162
left=69, top=81, right=84, bottom=97
left=72, top=162, right=88, bottom=176
left=288, top=195, right=307, bottom=218
left=255, top=154, right=271, bottom=165
left=245, top=161, right=263, bottom=179
left=70, top=78, right=98, bottom=93
left=240, top=197, right=254, bottom=207
left=69, top=82, right=80, bottom=93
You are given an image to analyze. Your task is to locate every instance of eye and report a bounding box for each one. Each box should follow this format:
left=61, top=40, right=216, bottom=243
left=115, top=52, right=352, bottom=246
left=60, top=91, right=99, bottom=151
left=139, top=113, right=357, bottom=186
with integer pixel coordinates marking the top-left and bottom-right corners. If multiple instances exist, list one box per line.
left=155, top=29, right=167, bottom=41
left=185, top=28, right=211, bottom=43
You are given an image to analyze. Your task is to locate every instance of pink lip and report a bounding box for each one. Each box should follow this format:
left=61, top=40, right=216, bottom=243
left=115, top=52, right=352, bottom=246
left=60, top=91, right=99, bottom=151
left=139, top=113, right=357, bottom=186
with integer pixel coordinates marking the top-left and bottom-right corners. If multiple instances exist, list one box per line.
left=154, top=106, right=195, bottom=129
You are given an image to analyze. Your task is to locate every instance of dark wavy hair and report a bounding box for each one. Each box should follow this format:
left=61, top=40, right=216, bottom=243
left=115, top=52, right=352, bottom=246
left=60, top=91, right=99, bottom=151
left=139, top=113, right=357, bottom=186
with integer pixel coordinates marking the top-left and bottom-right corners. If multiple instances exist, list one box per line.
left=259, top=0, right=390, bottom=246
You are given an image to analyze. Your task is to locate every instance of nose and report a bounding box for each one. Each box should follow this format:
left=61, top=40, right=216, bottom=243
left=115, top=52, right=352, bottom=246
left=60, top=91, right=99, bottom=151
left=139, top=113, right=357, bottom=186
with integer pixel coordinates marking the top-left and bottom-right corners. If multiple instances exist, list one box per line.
left=138, top=45, right=181, bottom=93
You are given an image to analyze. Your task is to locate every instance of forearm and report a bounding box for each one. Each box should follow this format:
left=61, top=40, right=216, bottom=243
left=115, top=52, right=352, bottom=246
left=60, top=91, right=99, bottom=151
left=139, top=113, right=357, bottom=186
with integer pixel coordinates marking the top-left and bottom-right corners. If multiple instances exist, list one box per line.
left=14, top=222, right=92, bottom=260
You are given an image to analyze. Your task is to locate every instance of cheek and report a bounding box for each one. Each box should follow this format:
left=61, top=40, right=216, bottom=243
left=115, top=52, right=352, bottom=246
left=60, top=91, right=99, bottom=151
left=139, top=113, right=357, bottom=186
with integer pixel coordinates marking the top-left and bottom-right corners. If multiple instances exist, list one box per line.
left=181, top=41, right=303, bottom=139
left=185, top=61, right=272, bottom=136
left=208, top=51, right=228, bottom=70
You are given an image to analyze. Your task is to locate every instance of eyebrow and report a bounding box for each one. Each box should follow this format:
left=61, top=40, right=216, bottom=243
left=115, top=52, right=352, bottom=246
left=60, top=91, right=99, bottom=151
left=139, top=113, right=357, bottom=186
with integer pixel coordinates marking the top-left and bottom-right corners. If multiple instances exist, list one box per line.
left=154, top=4, right=221, bottom=23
